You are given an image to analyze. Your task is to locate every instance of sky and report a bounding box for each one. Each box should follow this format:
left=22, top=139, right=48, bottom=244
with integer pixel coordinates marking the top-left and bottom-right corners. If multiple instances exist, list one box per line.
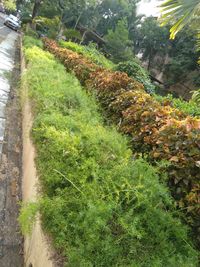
left=137, top=0, right=164, bottom=17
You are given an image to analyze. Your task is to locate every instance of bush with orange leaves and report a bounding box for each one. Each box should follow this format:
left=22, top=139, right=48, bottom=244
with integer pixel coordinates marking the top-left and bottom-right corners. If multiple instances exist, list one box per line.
left=43, top=38, right=99, bottom=83
left=43, top=38, right=200, bottom=245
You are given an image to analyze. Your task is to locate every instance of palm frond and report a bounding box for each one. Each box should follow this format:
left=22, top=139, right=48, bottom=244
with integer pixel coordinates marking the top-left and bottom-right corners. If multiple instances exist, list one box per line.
left=160, top=0, right=200, bottom=39
left=191, top=89, right=200, bottom=105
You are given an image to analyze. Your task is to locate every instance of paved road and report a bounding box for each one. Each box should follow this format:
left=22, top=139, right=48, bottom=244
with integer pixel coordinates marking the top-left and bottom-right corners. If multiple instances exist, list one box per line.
left=0, top=16, right=18, bottom=154
left=0, top=15, right=23, bottom=267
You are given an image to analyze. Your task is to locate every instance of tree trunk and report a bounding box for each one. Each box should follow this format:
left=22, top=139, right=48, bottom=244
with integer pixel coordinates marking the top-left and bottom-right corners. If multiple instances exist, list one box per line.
left=57, top=11, right=64, bottom=40
left=80, top=30, right=88, bottom=44
left=32, top=0, right=42, bottom=21
left=57, top=24, right=64, bottom=40
left=74, top=12, right=83, bottom=29
left=148, top=48, right=153, bottom=71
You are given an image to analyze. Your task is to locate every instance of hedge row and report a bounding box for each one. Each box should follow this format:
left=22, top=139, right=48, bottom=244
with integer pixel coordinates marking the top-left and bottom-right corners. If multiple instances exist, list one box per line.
left=20, top=44, right=199, bottom=266
left=59, top=40, right=115, bottom=69
left=43, top=38, right=200, bottom=245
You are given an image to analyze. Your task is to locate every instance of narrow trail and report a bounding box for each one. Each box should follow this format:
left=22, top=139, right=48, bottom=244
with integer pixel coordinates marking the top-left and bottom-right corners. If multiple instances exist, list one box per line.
left=0, top=16, right=23, bottom=267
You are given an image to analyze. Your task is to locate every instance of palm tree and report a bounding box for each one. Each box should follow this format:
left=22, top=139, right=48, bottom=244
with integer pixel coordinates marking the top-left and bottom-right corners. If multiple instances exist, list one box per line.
left=160, top=0, right=200, bottom=39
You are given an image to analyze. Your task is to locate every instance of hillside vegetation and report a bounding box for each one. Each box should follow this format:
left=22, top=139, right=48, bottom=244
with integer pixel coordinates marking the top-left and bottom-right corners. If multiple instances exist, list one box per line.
left=48, top=37, right=200, bottom=117
left=59, top=40, right=115, bottom=69
left=43, top=37, right=200, bottom=247
left=17, top=0, right=200, bottom=264
left=19, top=38, right=199, bottom=266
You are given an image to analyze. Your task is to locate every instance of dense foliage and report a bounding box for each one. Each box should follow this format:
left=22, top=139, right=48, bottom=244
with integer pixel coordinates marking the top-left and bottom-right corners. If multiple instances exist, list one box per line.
left=154, top=94, right=200, bottom=117
left=59, top=40, right=114, bottom=69
left=164, top=31, right=199, bottom=85
left=19, top=0, right=200, bottom=99
left=43, top=38, right=200, bottom=245
left=20, top=42, right=199, bottom=266
left=134, top=17, right=200, bottom=96
left=23, top=35, right=43, bottom=49
left=135, top=16, right=170, bottom=71
left=114, top=60, right=155, bottom=94
left=59, top=40, right=155, bottom=94
left=104, top=19, right=133, bottom=63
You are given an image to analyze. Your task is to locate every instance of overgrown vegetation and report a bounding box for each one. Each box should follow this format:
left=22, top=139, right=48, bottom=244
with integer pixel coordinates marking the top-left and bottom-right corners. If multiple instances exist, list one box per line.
left=104, top=19, right=133, bottom=63
left=23, top=35, right=43, bottom=49
left=58, top=40, right=156, bottom=94
left=19, top=0, right=200, bottom=99
left=19, top=40, right=199, bottom=266
left=59, top=40, right=114, bottom=69
left=43, top=38, right=200, bottom=246
left=154, top=94, right=200, bottom=117
left=114, top=60, right=155, bottom=94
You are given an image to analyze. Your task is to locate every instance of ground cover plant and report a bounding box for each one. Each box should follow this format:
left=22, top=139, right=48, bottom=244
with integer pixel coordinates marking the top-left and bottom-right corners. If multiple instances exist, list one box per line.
left=19, top=40, right=199, bottom=266
left=43, top=38, right=200, bottom=246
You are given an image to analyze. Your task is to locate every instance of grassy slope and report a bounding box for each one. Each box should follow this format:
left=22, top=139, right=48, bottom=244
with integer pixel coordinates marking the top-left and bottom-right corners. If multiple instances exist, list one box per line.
left=43, top=37, right=200, bottom=248
left=20, top=38, right=198, bottom=266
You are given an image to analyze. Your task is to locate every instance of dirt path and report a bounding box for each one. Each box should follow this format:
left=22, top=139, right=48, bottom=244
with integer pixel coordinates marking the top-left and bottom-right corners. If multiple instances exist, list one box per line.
left=0, top=35, right=23, bottom=266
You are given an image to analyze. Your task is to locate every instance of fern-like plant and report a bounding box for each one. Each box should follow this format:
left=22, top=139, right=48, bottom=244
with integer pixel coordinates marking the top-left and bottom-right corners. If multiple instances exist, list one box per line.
left=191, top=89, right=200, bottom=105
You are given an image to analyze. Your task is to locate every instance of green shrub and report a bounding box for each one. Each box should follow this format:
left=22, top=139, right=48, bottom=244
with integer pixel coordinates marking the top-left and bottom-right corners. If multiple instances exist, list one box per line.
left=115, top=60, right=155, bottom=94
left=115, top=59, right=147, bottom=78
left=63, top=29, right=82, bottom=41
left=4, top=0, right=16, bottom=12
left=154, top=94, right=200, bottom=117
left=20, top=44, right=199, bottom=266
left=23, top=35, right=43, bottom=49
left=59, top=40, right=115, bottom=69
left=34, top=16, right=60, bottom=39
left=19, top=202, right=39, bottom=234
left=59, top=40, right=85, bottom=53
